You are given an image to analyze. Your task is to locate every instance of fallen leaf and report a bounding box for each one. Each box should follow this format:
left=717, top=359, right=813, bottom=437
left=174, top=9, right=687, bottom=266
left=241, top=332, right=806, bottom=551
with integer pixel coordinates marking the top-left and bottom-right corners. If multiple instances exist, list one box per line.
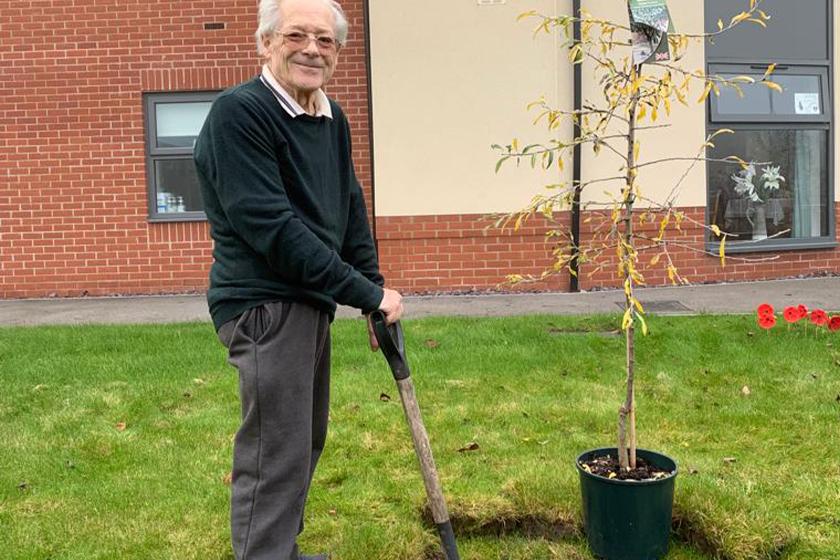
left=115, top=422, right=127, bottom=432
left=183, top=392, right=192, bottom=399
left=741, top=385, right=751, bottom=396
left=328, top=509, right=337, bottom=516
left=747, top=331, right=755, bottom=337
left=811, top=373, right=819, bottom=380
left=424, top=339, right=440, bottom=349
left=722, top=457, right=737, bottom=464
left=33, top=384, right=47, bottom=392
left=17, top=481, right=28, bottom=491
left=379, top=393, right=391, bottom=402
left=457, top=442, right=480, bottom=453
left=223, top=472, right=232, bottom=485
left=193, top=378, right=205, bottom=385
left=689, top=468, right=699, bottom=475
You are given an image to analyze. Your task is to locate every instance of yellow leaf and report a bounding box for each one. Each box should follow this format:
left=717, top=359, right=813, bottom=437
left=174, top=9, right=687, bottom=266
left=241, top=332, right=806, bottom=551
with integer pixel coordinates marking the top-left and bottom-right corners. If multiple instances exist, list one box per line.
left=698, top=82, right=713, bottom=104
left=719, top=235, right=727, bottom=267
left=710, top=224, right=721, bottom=237
left=717, top=18, right=724, bottom=31
left=763, top=63, right=777, bottom=80
left=637, top=312, right=648, bottom=336
left=633, top=297, right=644, bottom=315
left=622, top=307, right=633, bottom=331
left=762, top=80, right=783, bottom=93
left=517, top=10, right=538, bottom=21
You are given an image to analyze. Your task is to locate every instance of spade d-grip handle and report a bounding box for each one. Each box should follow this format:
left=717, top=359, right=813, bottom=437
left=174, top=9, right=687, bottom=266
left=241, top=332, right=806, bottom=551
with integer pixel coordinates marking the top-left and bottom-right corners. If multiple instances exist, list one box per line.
left=369, top=310, right=410, bottom=380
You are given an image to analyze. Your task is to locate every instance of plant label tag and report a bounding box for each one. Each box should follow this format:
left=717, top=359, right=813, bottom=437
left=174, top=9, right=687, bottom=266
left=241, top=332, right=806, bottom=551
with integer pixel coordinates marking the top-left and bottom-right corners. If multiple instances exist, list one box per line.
left=628, top=0, right=674, bottom=66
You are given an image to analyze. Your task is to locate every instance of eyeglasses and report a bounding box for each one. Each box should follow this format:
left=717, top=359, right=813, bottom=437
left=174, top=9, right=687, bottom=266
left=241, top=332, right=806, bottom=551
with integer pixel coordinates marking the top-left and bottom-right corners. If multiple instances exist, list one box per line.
left=280, top=31, right=340, bottom=53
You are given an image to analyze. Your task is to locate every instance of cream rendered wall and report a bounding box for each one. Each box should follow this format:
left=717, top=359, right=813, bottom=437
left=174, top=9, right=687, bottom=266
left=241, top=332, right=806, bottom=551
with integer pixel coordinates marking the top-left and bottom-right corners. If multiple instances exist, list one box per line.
left=370, top=2, right=836, bottom=215
left=369, top=0, right=572, bottom=216
left=578, top=1, right=708, bottom=208
left=835, top=7, right=839, bottom=201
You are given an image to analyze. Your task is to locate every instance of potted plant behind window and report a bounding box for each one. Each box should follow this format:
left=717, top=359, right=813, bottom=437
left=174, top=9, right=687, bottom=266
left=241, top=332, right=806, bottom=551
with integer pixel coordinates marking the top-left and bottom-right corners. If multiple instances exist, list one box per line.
left=493, top=2, right=778, bottom=558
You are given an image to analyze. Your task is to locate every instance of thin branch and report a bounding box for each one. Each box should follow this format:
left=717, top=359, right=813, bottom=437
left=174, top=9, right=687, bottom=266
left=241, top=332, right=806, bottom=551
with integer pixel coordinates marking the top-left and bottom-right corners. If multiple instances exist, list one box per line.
left=633, top=156, right=771, bottom=171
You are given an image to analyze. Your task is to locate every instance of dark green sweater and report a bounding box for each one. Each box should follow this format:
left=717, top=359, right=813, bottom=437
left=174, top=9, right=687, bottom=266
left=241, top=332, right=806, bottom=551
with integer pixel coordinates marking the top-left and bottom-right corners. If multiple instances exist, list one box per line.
left=194, top=77, right=384, bottom=330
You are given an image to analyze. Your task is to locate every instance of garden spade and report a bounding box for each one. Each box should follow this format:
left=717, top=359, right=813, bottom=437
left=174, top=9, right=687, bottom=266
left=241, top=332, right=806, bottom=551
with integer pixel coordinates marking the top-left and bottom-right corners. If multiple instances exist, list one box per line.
left=369, top=310, right=461, bottom=560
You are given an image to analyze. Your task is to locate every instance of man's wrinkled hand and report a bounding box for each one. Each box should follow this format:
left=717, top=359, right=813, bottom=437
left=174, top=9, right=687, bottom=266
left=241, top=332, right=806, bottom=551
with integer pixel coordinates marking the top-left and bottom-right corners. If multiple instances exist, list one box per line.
left=367, top=288, right=403, bottom=351
left=378, top=288, right=403, bottom=324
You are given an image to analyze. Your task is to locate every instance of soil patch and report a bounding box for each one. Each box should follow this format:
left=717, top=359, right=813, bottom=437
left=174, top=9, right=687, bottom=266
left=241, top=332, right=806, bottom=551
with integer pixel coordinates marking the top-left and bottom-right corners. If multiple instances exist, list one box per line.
left=580, top=453, right=674, bottom=481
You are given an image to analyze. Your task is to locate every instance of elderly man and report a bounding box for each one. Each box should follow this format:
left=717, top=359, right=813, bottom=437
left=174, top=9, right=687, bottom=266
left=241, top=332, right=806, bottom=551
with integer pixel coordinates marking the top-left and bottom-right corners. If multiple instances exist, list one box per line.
left=194, top=0, right=403, bottom=558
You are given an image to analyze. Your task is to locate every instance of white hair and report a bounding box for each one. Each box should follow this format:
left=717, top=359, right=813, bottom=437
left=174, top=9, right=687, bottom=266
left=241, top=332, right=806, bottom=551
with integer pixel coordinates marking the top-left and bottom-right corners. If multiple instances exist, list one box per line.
left=255, top=0, right=349, bottom=56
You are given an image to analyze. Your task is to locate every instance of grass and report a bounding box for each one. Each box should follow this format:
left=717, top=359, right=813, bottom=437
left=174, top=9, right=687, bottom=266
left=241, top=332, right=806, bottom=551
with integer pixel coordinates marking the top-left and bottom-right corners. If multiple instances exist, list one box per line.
left=1, top=314, right=838, bottom=559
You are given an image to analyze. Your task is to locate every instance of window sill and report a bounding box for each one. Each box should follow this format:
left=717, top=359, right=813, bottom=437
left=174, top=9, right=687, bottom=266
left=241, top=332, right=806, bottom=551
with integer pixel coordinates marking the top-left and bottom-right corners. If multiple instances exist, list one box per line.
left=706, top=238, right=838, bottom=254
left=148, top=212, right=207, bottom=223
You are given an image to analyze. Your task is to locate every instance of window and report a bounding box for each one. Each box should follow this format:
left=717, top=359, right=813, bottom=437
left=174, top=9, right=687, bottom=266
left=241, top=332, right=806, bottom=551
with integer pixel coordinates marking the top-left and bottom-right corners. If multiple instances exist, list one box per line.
left=144, top=92, right=218, bottom=221
left=704, top=0, right=834, bottom=251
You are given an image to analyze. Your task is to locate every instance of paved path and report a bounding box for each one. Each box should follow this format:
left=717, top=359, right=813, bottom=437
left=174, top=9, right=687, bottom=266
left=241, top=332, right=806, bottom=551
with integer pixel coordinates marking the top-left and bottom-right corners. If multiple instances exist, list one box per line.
left=0, top=277, right=837, bottom=326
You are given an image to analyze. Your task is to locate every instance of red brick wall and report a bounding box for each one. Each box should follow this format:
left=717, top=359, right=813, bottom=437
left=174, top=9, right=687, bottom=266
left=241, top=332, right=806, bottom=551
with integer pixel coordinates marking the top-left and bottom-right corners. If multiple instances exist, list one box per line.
left=0, top=0, right=373, bottom=298
left=376, top=204, right=840, bottom=294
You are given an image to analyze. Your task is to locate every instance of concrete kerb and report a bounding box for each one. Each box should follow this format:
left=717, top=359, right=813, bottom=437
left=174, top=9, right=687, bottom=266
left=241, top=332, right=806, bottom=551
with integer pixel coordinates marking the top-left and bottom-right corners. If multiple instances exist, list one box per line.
left=0, top=277, right=837, bottom=327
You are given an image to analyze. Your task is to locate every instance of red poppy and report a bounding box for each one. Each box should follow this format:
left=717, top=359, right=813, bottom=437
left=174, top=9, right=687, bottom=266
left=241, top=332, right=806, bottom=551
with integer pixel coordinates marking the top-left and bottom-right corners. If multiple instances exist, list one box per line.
left=828, top=316, right=840, bottom=332
left=757, top=303, right=774, bottom=318
left=810, top=309, right=829, bottom=326
left=783, top=306, right=801, bottom=323
left=797, top=304, right=809, bottom=319
left=758, top=314, right=776, bottom=330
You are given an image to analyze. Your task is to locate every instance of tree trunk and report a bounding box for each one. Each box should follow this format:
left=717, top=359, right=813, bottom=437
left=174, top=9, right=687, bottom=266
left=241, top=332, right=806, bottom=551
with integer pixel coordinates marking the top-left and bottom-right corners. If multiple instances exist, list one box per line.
left=617, top=67, right=640, bottom=471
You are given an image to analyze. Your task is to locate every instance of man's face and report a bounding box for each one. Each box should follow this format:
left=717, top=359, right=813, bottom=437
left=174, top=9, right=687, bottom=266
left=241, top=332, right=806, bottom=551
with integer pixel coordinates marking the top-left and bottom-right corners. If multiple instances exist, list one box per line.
left=264, top=0, right=340, bottom=97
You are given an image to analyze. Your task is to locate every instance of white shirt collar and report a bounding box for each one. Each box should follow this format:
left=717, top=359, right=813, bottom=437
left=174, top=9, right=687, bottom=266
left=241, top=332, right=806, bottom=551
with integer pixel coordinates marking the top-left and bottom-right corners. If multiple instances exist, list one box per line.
left=260, top=64, right=333, bottom=119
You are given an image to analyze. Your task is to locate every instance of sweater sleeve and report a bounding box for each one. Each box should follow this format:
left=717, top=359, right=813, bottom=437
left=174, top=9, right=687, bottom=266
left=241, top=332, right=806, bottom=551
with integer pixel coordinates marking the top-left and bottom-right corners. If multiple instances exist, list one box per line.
left=199, top=93, right=383, bottom=312
left=339, top=118, right=385, bottom=301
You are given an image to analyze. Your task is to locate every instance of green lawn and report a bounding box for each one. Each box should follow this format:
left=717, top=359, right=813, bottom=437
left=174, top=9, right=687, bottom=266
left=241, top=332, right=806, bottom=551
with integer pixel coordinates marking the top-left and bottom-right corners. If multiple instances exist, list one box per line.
left=1, top=314, right=838, bottom=560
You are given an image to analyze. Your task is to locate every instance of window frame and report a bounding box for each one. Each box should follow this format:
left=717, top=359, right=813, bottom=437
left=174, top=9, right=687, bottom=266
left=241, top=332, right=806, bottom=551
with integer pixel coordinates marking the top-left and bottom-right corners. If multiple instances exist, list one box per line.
left=143, top=91, right=218, bottom=222
left=704, top=0, right=836, bottom=253
left=708, top=63, right=830, bottom=124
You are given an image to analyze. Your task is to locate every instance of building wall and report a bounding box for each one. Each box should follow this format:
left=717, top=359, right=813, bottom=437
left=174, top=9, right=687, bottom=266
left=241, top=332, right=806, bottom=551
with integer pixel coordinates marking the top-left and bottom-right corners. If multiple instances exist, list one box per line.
left=371, top=0, right=840, bottom=293
left=2, top=1, right=838, bottom=300
left=0, top=0, right=373, bottom=298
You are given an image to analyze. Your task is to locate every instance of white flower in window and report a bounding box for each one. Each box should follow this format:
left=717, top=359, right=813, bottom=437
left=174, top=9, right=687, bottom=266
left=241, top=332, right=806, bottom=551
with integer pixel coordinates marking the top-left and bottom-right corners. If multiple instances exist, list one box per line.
left=731, top=162, right=785, bottom=204
left=760, top=165, right=785, bottom=192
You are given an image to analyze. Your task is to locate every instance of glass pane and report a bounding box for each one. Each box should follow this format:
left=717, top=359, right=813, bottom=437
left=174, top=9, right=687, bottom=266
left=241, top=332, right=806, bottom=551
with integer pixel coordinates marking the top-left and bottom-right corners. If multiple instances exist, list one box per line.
left=774, top=75, right=821, bottom=116
left=707, top=129, right=829, bottom=243
left=715, top=73, right=823, bottom=117
left=705, top=0, right=828, bottom=61
left=715, top=74, right=771, bottom=116
left=154, top=159, right=203, bottom=214
left=155, top=102, right=212, bottom=149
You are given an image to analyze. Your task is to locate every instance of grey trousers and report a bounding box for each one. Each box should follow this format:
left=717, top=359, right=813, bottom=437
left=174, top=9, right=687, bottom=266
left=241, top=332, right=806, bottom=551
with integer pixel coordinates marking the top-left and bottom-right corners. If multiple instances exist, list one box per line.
left=218, top=301, right=331, bottom=560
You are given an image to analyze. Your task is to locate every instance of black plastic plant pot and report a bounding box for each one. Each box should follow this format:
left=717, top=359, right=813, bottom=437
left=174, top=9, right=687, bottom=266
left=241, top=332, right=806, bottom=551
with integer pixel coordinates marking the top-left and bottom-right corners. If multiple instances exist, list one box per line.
left=576, top=448, right=677, bottom=560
